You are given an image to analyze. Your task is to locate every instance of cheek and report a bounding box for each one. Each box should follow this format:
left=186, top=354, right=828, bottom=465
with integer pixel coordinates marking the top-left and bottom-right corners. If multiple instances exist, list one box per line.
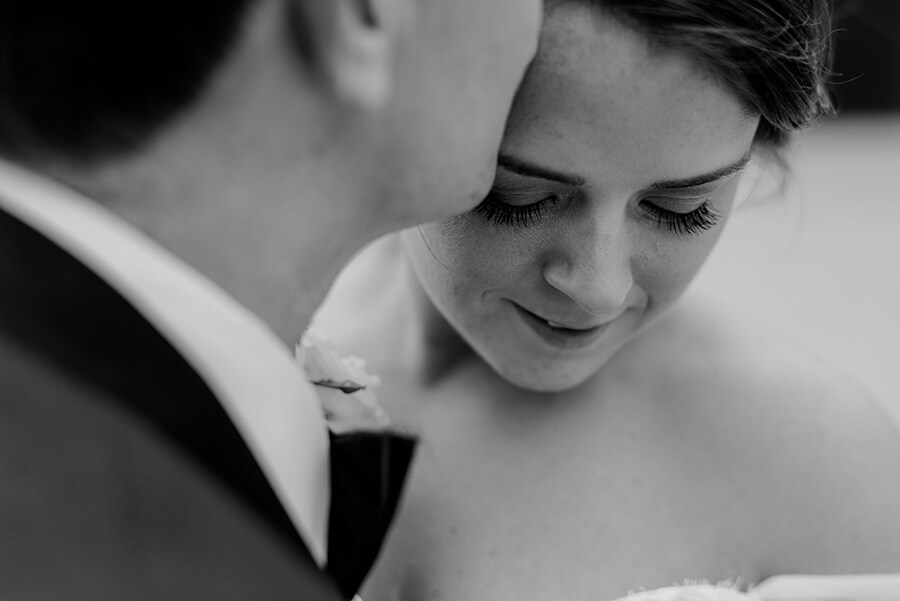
left=637, top=183, right=739, bottom=307
left=416, top=217, right=541, bottom=297
left=634, top=228, right=726, bottom=309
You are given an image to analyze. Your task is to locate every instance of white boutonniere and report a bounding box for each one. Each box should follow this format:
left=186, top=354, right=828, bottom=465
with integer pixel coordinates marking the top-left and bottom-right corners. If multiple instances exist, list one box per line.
left=296, top=330, right=390, bottom=434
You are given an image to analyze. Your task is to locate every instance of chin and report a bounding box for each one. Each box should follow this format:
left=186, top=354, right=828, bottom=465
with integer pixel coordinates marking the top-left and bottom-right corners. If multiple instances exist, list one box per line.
left=490, top=356, right=599, bottom=394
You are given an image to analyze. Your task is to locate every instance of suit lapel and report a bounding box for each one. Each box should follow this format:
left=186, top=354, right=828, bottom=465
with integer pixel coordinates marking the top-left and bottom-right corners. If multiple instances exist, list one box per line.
left=0, top=206, right=317, bottom=565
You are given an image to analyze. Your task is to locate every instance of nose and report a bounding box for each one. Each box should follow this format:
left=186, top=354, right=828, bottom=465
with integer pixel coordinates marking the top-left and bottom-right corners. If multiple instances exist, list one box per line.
left=541, top=208, right=633, bottom=317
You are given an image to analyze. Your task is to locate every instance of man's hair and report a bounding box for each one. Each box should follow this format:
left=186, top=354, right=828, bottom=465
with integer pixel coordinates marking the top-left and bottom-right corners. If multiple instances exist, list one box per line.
left=0, top=1, right=255, bottom=165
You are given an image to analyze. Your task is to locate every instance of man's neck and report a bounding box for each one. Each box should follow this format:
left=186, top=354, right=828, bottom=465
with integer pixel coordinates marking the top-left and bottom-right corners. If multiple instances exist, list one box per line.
left=40, top=0, right=402, bottom=348
left=48, top=145, right=385, bottom=348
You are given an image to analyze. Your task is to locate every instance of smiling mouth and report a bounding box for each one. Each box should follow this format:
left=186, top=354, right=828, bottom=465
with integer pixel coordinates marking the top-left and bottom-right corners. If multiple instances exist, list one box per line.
left=512, top=303, right=611, bottom=350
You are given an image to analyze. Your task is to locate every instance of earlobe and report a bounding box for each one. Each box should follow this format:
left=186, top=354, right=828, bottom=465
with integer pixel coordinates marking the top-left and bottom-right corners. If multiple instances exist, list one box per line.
left=287, top=0, right=408, bottom=112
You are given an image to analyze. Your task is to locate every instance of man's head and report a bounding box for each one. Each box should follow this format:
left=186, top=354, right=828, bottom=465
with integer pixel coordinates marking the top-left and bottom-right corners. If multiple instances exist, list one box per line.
left=0, top=0, right=541, bottom=341
left=0, top=0, right=541, bottom=228
left=0, top=1, right=253, bottom=164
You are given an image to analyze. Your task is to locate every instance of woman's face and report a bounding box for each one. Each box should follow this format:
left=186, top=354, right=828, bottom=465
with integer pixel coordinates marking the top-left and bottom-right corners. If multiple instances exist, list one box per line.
left=404, top=6, right=760, bottom=392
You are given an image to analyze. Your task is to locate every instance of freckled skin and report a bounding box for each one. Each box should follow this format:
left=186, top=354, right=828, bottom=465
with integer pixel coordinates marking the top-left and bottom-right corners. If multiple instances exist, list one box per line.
left=313, top=6, right=900, bottom=601
left=404, top=8, right=758, bottom=392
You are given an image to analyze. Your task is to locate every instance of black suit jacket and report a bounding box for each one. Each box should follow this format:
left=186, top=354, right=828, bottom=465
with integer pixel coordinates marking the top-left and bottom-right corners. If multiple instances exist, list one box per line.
left=0, top=205, right=346, bottom=599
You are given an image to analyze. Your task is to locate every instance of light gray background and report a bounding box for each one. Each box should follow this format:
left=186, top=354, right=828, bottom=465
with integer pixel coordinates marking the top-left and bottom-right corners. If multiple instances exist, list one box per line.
left=693, top=115, right=900, bottom=426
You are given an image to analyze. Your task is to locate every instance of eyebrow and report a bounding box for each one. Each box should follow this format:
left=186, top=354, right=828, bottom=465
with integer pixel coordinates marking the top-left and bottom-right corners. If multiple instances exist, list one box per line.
left=497, top=154, right=586, bottom=186
left=645, top=153, right=752, bottom=191
left=497, top=152, right=751, bottom=191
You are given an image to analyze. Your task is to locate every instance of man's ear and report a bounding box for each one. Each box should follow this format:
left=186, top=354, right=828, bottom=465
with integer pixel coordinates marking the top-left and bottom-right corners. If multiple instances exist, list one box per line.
left=287, top=0, right=411, bottom=112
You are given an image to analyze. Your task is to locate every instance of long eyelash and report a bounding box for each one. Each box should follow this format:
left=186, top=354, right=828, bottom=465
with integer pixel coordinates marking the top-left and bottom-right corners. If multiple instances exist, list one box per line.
left=645, top=202, right=722, bottom=236
left=473, top=194, right=545, bottom=228
left=474, top=191, right=721, bottom=235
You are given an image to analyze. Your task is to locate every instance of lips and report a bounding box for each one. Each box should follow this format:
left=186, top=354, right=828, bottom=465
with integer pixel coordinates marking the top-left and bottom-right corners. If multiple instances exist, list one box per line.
left=541, top=316, right=598, bottom=331
left=512, top=303, right=613, bottom=350
left=516, top=303, right=617, bottom=331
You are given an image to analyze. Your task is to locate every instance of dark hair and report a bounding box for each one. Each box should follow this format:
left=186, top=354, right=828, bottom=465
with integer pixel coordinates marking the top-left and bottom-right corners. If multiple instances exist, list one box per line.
left=0, top=1, right=255, bottom=164
left=563, top=0, right=835, bottom=150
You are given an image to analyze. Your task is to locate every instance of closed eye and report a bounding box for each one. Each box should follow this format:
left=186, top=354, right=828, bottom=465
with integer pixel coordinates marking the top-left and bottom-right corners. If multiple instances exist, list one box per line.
left=642, top=200, right=722, bottom=236
left=473, top=190, right=558, bottom=228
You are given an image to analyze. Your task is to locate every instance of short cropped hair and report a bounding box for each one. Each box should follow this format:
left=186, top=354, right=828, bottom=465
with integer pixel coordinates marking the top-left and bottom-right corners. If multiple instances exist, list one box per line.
left=0, top=1, right=254, bottom=164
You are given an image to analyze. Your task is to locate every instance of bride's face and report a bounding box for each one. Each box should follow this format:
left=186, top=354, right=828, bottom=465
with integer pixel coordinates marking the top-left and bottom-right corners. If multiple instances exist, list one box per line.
left=404, top=6, right=760, bottom=392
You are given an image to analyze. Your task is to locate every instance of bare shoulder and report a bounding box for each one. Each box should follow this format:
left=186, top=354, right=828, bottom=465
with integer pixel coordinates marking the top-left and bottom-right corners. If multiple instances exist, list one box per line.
left=311, top=233, right=410, bottom=358
left=638, top=293, right=900, bottom=572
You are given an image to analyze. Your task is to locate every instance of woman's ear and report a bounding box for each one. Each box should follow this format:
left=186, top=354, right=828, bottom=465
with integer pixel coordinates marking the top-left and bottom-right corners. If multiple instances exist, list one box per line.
left=287, top=0, right=412, bottom=112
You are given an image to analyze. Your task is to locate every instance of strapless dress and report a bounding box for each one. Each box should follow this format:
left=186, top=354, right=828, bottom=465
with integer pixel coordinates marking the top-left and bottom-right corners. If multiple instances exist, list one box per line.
left=613, top=575, right=900, bottom=601
left=612, top=584, right=757, bottom=601
left=351, top=575, right=899, bottom=601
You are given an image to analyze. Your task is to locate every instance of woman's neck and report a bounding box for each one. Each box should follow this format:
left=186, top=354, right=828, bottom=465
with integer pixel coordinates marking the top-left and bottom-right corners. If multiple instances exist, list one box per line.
left=408, top=271, right=477, bottom=384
